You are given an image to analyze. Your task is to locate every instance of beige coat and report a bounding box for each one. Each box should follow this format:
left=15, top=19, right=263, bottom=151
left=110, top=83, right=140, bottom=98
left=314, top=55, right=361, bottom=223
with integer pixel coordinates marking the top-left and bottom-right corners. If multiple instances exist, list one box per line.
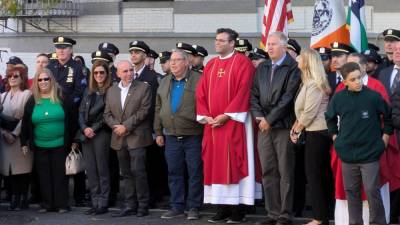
left=104, top=81, right=153, bottom=150
left=294, top=81, right=329, bottom=131
left=0, top=89, right=32, bottom=176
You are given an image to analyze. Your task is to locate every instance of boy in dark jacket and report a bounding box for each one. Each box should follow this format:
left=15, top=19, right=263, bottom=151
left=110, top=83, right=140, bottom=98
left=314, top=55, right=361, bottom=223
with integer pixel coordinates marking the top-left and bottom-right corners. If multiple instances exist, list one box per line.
left=325, top=62, right=392, bottom=225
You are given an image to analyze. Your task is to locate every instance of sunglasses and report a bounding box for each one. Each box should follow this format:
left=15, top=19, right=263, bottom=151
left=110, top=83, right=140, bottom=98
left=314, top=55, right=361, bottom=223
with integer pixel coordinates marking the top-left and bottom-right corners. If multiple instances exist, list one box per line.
left=8, top=75, right=20, bottom=79
left=38, top=77, right=50, bottom=82
left=93, top=71, right=106, bottom=75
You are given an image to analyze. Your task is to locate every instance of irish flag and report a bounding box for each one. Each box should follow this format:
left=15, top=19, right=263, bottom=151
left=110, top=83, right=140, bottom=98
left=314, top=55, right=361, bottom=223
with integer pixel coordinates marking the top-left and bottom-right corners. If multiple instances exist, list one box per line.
left=310, top=0, right=349, bottom=48
left=347, top=0, right=368, bottom=53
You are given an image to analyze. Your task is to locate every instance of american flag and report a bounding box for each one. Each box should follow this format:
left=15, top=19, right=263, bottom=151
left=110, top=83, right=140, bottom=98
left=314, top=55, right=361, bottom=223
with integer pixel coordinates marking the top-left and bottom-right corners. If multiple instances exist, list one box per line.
left=260, top=0, right=294, bottom=50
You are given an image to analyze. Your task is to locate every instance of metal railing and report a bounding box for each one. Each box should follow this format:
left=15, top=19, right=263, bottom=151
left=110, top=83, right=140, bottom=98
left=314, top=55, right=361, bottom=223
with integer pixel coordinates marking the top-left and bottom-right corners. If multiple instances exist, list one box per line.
left=0, top=0, right=80, bottom=18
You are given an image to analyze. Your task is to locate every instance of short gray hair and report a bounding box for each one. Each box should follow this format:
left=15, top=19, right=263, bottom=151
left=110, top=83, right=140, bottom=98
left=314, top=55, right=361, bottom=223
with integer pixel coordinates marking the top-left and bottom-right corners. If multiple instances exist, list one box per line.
left=268, top=32, right=288, bottom=46
left=171, top=49, right=190, bottom=61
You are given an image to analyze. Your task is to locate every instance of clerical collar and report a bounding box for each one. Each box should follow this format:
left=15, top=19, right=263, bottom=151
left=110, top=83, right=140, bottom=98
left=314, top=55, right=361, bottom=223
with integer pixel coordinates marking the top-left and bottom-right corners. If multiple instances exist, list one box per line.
left=134, top=64, right=146, bottom=77
left=271, top=53, right=286, bottom=66
left=219, top=51, right=235, bottom=60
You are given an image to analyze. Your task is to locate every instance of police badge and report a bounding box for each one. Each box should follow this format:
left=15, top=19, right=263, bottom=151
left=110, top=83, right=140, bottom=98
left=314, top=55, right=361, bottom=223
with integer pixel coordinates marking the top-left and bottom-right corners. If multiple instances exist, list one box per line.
left=67, top=67, right=74, bottom=83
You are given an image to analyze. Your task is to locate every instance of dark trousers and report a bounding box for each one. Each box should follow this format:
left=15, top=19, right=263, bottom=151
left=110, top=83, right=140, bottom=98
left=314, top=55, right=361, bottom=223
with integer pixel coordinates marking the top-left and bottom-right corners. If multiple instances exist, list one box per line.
left=146, top=141, right=169, bottom=206
left=342, top=161, right=387, bottom=225
left=35, top=146, right=69, bottom=209
left=305, top=130, right=333, bottom=224
left=9, top=173, right=30, bottom=196
left=165, top=135, right=203, bottom=212
left=82, top=129, right=111, bottom=208
left=293, top=144, right=306, bottom=217
left=109, top=149, right=119, bottom=205
left=391, top=189, right=400, bottom=222
left=72, top=171, right=86, bottom=204
left=117, top=147, right=149, bottom=210
left=257, top=128, right=294, bottom=220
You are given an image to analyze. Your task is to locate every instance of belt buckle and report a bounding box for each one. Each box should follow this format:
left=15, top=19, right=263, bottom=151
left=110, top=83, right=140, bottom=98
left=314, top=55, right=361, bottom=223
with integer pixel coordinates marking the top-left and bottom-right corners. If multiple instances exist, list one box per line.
left=177, top=136, right=184, bottom=140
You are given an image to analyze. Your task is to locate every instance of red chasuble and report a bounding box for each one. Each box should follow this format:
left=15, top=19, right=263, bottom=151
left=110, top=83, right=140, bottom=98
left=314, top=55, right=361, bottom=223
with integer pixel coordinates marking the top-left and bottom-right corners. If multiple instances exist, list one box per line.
left=196, top=52, right=255, bottom=185
left=333, top=77, right=400, bottom=200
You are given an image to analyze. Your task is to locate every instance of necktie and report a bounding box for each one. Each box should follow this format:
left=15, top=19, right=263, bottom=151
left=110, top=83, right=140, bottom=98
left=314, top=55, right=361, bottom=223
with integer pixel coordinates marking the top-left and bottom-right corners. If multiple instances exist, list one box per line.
left=337, top=76, right=342, bottom=84
left=270, top=64, right=277, bottom=83
left=133, top=73, right=139, bottom=80
left=391, top=68, right=400, bottom=94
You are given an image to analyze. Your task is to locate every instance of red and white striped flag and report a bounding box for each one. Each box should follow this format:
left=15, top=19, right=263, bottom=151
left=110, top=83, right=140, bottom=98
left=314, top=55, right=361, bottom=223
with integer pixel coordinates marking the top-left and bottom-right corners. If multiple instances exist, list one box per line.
left=260, top=0, right=294, bottom=50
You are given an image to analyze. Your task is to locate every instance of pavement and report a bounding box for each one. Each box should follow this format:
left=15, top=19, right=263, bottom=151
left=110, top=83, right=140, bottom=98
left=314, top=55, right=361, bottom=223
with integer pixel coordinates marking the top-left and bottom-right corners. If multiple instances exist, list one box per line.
left=0, top=204, right=316, bottom=225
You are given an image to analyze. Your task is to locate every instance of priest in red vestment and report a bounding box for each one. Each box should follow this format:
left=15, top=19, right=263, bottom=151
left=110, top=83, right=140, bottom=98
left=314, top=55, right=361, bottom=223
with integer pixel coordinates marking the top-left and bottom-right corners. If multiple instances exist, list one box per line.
left=196, top=28, right=262, bottom=224
left=332, top=53, right=400, bottom=224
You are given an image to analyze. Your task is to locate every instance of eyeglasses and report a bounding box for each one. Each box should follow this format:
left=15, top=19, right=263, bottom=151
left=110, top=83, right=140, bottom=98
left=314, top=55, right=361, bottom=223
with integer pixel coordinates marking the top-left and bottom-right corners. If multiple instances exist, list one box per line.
left=94, top=71, right=106, bottom=75
left=38, top=77, right=50, bottom=82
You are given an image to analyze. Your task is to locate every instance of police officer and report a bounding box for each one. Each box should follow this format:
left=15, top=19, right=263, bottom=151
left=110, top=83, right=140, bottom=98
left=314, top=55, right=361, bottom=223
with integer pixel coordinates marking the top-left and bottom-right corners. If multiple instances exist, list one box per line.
left=380, top=29, right=400, bottom=70
left=129, top=40, right=167, bottom=207
left=287, top=38, right=302, bottom=60
left=234, top=38, right=252, bottom=56
left=146, top=49, right=159, bottom=71
left=48, top=36, right=87, bottom=207
left=327, top=42, right=356, bottom=93
left=98, top=42, right=120, bottom=83
left=314, top=47, right=332, bottom=74
left=249, top=47, right=269, bottom=68
left=48, top=36, right=86, bottom=105
left=176, top=42, right=197, bottom=67
left=158, top=51, right=172, bottom=79
left=192, top=45, right=208, bottom=73
left=362, top=49, right=383, bottom=78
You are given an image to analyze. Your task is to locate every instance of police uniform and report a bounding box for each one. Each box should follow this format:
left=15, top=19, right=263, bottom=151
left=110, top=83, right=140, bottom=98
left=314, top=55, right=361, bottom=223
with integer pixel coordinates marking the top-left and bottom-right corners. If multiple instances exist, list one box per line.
left=234, top=38, right=252, bottom=53
left=158, top=51, right=171, bottom=80
left=48, top=37, right=86, bottom=105
left=176, top=42, right=203, bottom=73
left=98, top=42, right=120, bottom=84
left=362, top=49, right=383, bottom=78
left=327, top=42, right=356, bottom=94
left=287, top=39, right=301, bottom=57
left=192, top=45, right=208, bottom=73
left=378, top=29, right=400, bottom=73
left=48, top=36, right=87, bottom=206
left=249, top=47, right=269, bottom=60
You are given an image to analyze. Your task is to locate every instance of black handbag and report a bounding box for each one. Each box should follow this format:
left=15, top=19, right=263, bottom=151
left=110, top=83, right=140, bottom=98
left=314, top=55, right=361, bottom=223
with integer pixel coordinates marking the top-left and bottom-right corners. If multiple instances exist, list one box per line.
left=0, top=92, right=20, bottom=132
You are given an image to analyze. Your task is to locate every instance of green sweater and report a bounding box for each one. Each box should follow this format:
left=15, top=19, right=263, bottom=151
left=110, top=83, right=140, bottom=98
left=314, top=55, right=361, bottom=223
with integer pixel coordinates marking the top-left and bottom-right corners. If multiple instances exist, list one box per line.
left=325, top=86, right=393, bottom=163
left=31, top=98, right=65, bottom=148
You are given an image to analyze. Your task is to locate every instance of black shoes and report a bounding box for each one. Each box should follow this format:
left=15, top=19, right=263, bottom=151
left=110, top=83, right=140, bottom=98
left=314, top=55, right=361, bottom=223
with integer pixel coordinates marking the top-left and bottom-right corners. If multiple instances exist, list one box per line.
left=95, top=207, right=108, bottom=215
left=137, top=209, right=149, bottom=217
left=111, top=208, right=137, bottom=217
left=84, top=207, right=96, bottom=215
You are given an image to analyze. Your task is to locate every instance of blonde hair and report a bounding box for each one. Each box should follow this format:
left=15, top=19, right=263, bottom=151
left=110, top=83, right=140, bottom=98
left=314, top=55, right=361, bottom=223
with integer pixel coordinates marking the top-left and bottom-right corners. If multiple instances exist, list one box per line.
left=31, top=68, right=60, bottom=104
left=299, top=48, right=331, bottom=95
left=89, top=61, right=111, bottom=94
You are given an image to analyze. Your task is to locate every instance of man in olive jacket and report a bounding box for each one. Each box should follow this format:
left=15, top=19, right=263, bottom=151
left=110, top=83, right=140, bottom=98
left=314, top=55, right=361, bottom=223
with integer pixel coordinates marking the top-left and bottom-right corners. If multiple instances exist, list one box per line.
left=154, top=50, right=203, bottom=220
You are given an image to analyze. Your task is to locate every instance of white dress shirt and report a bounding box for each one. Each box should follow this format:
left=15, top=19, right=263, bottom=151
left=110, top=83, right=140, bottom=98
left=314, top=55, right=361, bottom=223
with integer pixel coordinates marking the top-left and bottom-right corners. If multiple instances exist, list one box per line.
left=118, top=81, right=132, bottom=109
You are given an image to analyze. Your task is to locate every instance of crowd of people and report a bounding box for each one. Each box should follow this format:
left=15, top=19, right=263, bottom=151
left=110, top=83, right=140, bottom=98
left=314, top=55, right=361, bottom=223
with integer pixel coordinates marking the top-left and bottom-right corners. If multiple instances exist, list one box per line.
left=0, top=27, right=400, bottom=225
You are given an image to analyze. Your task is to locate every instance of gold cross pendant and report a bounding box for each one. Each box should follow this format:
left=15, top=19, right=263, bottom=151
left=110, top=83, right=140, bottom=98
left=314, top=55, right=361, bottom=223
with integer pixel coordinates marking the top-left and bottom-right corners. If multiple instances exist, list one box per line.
left=217, top=68, right=225, bottom=78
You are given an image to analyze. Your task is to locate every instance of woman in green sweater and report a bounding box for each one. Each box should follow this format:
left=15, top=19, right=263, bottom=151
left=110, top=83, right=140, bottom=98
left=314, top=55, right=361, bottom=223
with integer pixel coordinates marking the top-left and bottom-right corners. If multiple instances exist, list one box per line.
left=21, top=68, right=77, bottom=213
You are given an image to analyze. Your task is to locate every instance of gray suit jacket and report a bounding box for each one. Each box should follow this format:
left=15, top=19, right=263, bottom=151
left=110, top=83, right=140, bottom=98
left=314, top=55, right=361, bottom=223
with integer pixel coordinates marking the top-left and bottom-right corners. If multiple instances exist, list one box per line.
left=104, top=80, right=153, bottom=150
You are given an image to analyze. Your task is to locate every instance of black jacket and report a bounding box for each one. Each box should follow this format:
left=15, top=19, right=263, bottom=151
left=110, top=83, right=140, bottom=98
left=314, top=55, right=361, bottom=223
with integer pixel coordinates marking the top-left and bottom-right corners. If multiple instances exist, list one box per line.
left=379, top=65, right=395, bottom=98
left=250, top=54, right=301, bottom=129
left=391, top=87, right=400, bottom=144
left=75, top=88, right=111, bottom=142
left=21, top=95, right=78, bottom=150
